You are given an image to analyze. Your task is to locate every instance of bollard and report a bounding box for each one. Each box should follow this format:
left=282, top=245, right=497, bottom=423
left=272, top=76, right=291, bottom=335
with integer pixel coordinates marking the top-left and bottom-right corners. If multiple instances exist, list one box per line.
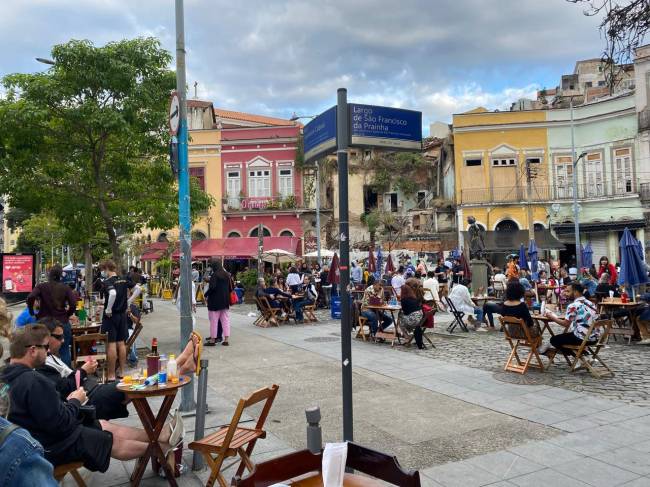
left=192, top=359, right=209, bottom=471
left=305, top=406, right=322, bottom=454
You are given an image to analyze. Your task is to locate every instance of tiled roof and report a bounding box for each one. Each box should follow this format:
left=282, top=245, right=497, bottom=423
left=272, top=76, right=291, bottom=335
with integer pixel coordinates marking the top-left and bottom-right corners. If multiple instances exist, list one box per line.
left=214, top=108, right=299, bottom=127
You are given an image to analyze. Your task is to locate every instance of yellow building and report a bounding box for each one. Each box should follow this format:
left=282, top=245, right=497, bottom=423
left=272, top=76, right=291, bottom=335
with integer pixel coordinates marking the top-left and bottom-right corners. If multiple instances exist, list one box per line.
left=452, top=108, right=553, bottom=259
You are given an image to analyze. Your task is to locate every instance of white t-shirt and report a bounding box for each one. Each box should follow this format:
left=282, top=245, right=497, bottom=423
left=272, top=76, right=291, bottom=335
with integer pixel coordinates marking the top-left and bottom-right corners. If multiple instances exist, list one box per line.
left=46, top=353, right=73, bottom=378
left=391, top=274, right=405, bottom=297
left=286, top=273, right=302, bottom=287
left=422, top=277, right=440, bottom=302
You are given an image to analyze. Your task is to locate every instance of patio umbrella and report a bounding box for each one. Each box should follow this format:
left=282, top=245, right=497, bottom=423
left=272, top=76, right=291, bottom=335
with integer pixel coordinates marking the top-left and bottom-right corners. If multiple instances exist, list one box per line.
left=636, top=238, right=645, bottom=262
left=261, top=249, right=297, bottom=266
left=385, top=253, right=395, bottom=274
left=518, top=243, right=529, bottom=271
left=459, top=252, right=471, bottom=281
left=374, top=247, right=383, bottom=280
left=582, top=243, right=593, bottom=269
left=617, top=227, right=648, bottom=298
left=303, top=249, right=335, bottom=259
left=528, top=239, right=539, bottom=281
left=367, top=247, right=376, bottom=274
left=328, top=253, right=340, bottom=286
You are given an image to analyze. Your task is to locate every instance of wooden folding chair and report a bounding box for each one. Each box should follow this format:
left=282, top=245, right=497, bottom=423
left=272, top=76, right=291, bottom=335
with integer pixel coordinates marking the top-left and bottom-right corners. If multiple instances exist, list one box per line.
left=302, top=303, right=318, bottom=323
left=189, top=384, right=280, bottom=487
left=53, top=461, right=86, bottom=486
left=254, top=297, right=281, bottom=327
left=444, top=296, right=468, bottom=333
left=72, top=332, right=108, bottom=382
left=561, top=319, right=614, bottom=378
left=125, top=310, right=143, bottom=351
left=500, top=316, right=545, bottom=375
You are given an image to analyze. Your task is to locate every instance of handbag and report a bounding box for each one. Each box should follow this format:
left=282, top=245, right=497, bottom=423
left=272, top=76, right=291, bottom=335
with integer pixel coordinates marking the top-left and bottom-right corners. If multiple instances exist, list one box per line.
left=230, top=290, right=239, bottom=305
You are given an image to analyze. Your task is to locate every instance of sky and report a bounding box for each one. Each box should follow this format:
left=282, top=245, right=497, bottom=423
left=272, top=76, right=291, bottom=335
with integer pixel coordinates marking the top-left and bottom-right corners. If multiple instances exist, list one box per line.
left=0, top=0, right=607, bottom=132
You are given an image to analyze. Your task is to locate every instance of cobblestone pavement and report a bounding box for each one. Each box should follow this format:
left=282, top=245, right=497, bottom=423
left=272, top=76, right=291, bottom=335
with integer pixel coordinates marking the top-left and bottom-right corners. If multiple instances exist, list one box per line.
left=230, top=303, right=650, bottom=406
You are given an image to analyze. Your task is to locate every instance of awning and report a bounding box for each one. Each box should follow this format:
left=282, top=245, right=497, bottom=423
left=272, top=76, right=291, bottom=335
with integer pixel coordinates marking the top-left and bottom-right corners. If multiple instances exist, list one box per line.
left=552, top=219, right=645, bottom=236
left=462, top=229, right=565, bottom=252
left=139, top=242, right=171, bottom=262
left=172, top=237, right=302, bottom=259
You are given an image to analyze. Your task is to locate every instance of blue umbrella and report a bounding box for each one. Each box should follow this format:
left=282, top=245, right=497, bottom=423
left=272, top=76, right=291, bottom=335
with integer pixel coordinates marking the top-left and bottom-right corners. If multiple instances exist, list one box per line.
left=582, top=243, right=593, bottom=269
left=528, top=239, right=538, bottom=280
left=636, top=238, right=645, bottom=262
left=450, top=248, right=461, bottom=260
left=374, top=246, right=383, bottom=280
left=519, top=243, right=529, bottom=271
left=618, top=228, right=648, bottom=296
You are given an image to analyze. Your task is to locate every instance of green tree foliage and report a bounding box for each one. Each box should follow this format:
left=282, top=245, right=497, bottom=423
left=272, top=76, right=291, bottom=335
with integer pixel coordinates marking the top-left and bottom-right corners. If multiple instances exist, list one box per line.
left=0, top=38, right=213, bottom=270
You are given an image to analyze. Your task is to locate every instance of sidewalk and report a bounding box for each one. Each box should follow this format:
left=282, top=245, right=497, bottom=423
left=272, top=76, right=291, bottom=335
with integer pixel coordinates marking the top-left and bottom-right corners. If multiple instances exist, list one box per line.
left=65, top=299, right=650, bottom=486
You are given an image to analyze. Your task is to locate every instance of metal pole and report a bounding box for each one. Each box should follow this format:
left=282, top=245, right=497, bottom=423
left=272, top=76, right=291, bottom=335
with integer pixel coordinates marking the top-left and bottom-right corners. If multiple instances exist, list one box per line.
left=336, top=88, right=353, bottom=442
left=316, top=160, right=322, bottom=266
left=570, top=97, right=582, bottom=270
left=305, top=406, right=323, bottom=454
left=525, top=158, right=534, bottom=242
left=192, top=359, right=209, bottom=470
left=175, top=0, right=195, bottom=411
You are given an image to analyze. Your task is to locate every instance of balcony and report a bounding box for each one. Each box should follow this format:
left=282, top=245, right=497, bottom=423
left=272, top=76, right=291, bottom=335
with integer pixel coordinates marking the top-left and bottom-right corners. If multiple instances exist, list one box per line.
left=460, top=183, right=638, bottom=205
left=222, top=195, right=332, bottom=214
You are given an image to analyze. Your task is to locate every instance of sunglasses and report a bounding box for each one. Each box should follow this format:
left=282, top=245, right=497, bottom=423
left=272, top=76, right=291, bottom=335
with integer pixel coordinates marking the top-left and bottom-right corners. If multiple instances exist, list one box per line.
left=50, top=333, right=64, bottom=341
left=26, top=343, right=49, bottom=350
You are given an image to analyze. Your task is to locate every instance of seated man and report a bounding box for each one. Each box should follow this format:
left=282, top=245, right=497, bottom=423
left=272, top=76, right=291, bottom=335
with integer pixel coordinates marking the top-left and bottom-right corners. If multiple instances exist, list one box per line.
left=36, top=317, right=129, bottom=420
left=360, top=280, right=393, bottom=336
left=2, top=324, right=183, bottom=473
left=422, top=271, right=444, bottom=310
left=447, top=279, right=483, bottom=326
left=265, top=277, right=293, bottom=313
left=293, top=275, right=318, bottom=323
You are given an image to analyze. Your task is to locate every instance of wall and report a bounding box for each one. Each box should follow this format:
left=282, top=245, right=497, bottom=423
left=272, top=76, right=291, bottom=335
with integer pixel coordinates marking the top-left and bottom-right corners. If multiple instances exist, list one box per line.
left=188, top=128, right=222, bottom=238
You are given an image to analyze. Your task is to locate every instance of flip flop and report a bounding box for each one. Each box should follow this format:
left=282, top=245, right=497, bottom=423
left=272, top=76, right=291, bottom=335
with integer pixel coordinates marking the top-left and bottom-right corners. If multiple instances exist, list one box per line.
left=191, top=331, right=202, bottom=375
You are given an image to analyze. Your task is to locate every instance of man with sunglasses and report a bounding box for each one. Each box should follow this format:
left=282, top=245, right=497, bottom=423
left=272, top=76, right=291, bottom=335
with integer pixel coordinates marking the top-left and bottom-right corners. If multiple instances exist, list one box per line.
left=36, top=317, right=129, bottom=420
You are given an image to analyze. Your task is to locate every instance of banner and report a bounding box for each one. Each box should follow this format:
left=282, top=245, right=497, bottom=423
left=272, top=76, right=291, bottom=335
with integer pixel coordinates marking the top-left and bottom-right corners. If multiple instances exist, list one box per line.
left=2, top=254, right=35, bottom=293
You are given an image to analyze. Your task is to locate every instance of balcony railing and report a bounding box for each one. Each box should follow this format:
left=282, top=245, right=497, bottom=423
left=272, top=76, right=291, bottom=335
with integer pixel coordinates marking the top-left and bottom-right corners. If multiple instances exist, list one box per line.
left=221, top=195, right=333, bottom=212
left=460, top=183, right=637, bottom=205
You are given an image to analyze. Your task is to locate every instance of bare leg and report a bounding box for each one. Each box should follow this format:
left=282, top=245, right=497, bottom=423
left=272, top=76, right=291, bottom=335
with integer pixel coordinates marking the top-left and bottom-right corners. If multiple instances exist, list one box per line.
left=100, top=420, right=172, bottom=444
left=111, top=439, right=150, bottom=460
left=106, top=342, right=117, bottom=380
left=117, top=341, right=127, bottom=377
left=177, top=334, right=199, bottom=374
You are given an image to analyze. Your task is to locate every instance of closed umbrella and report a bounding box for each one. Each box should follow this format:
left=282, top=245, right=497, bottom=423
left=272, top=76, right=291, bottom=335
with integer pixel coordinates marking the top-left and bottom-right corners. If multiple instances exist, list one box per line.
left=528, top=239, right=539, bottom=281
left=385, top=253, right=395, bottom=274
left=519, top=243, right=529, bottom=271
left=328, top=253, right=340, bottom=286
left=367, top=248, right=376, bottom=274
left=582, top=243, right=593, bottom=269
left=636, top=238, right=645, bottom=262
left=617, top=227, right=648, bottom=299
left=374, top=247, right=383, bottom=280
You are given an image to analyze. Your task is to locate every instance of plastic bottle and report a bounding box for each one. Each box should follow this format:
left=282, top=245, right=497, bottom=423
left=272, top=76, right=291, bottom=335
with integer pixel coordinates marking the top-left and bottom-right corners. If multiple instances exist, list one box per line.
left=167, top=354, right=178, bottom=384
left=158, top=354, right=168, bottom=386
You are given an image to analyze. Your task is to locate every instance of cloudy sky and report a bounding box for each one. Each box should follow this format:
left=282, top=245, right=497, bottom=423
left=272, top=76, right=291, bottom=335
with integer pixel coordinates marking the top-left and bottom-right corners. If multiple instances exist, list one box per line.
left=1, top=0, right=606, bottom=132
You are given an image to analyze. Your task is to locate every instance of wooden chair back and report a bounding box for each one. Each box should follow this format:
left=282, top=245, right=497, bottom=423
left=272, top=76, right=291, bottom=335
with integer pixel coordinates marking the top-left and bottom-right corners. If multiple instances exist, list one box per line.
left=499, top=316, right=544, bottom=375
left=562, top=319, right=614, bottom=378
left=72, top=332, right=108, bottom=362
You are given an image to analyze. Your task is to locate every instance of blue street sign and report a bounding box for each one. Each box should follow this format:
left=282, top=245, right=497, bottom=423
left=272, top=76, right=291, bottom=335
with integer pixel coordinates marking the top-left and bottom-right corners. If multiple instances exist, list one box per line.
left=349, top=104, right=422, bottom=151
left=304, top=106, right=337, bottom=163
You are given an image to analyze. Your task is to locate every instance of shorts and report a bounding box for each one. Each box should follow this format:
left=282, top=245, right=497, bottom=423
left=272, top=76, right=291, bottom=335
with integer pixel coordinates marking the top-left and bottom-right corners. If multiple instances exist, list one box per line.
left=102, top=312, right=128, bottom=342
left=46, top=425, right=113, bottom=473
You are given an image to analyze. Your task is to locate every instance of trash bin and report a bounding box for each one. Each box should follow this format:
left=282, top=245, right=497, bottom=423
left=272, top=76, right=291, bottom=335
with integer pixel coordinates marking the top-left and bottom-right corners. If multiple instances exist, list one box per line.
left=330, top=295, right=341, bottom=319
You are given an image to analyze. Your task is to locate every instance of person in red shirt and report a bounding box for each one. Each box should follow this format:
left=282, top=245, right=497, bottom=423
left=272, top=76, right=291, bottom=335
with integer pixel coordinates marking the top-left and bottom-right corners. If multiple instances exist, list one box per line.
left=596, top=256, right=617, bottom=286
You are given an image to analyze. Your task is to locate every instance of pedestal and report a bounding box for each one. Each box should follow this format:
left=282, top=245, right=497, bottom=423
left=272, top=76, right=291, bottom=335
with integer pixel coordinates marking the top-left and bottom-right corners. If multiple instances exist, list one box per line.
left=470, top=259, right=490, bottom=294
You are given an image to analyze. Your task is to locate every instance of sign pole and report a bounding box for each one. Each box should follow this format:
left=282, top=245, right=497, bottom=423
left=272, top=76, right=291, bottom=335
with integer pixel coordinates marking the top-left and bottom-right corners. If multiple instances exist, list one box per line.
left=337, top=88, right=353, bottom=442
left=175, top=0, right=195, bottom=411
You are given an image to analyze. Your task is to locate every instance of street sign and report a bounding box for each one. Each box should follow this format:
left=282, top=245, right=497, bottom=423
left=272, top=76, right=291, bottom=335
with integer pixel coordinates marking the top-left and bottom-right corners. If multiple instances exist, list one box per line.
left=303, top=106, right=337, bottom=163
left=349, top=104, right=422, bottom=151
left=169, top=91, right=180, bottom=135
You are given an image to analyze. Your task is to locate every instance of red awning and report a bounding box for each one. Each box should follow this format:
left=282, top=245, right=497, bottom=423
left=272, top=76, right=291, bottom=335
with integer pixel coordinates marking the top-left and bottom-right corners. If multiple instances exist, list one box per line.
left=172, top=237, right=301, bottom=259
left=139, top=242, right=171, bottom=262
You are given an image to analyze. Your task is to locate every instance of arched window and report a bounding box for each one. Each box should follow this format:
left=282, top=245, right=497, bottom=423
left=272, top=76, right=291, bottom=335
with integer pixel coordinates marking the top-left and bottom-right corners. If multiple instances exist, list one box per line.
left=249, top=227, right=271, bottom=238
left=534, top=223, right=545, bottom=232
left=192, top=230, right=207, bottom=241
left=279, top=230, right=295, bottom=237
left=157, top=232, right=168, bottom=242
left=494, top=219, right=519, bottom=233
left=227, top=231, right=241, bottom=238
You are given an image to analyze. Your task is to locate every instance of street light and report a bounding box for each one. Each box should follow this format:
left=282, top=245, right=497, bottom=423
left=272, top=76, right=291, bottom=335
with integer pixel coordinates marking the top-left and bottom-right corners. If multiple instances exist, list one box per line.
left=290, top=114, right=323, bottom=266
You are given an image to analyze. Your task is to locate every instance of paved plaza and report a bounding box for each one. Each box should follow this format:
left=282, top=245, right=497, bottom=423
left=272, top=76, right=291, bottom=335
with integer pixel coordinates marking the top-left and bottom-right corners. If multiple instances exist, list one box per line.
left=51, top=299, right=650, bottom=486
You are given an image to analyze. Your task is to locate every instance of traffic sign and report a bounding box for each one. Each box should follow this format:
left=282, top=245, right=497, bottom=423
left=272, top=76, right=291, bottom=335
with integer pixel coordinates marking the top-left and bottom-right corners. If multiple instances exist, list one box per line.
left=303, top=106, right=337, bottom=163
left=169, top=91, right=180, bottom=135
left=349, top=104, right=422, bottom=151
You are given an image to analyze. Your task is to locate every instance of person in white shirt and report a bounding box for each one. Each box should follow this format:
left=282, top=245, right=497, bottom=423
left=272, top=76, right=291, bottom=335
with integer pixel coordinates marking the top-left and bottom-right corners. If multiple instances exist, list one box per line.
left=391, top=267, right=406, bottom=298
left=286, top=267, right=302, bottom=293
left=422, top=271, right=444, bottom=310
left=448, top=279, right=483, bottom=325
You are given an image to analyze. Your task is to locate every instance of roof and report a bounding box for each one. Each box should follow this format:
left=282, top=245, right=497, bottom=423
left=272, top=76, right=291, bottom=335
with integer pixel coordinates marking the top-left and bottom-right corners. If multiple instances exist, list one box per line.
left=187, top=99, right=214, bottom=108
left=214, top=108, right=300, bottom=128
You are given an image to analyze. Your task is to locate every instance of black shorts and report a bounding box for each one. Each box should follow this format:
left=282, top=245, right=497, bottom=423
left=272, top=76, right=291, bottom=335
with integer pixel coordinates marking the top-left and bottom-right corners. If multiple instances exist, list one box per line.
left=46, top=425, right=113, bottom=473
left=102, top=312, right=128, bottom=342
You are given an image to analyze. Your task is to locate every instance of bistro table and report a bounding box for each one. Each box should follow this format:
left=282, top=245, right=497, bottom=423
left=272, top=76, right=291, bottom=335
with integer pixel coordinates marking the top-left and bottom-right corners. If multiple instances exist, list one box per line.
left=117, top=375, right=191, bottom=486
left=363, top=304, right=403, bottom=346
left=531, top=314, right=557, bottom=337
left=288, top=472, right=384, bottom=486
left=598, top=298, right=641, bottom=344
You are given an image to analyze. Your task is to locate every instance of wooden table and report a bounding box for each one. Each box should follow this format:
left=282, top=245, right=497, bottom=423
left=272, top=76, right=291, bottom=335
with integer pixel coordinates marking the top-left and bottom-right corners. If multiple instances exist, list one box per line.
left=362, top=304, right=402, bottom=346
left=117, top=376, right=191, bottom=486
left=531, top=314, right=557, bottom=337
left=71, top=323, right=101, bottom=335
left=598, top=299, right=641, bottom=343
left=289, top=472, right=384, bottom=486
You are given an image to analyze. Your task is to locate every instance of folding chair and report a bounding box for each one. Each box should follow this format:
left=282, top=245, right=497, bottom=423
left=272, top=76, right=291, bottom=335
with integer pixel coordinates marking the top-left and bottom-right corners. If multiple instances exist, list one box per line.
left=355, top=302, right=371, bottom=341
left=125, top=310, right=143, bottom=351
left=561, top=319, right=614, bottom=378
left=189, top=384, right=280, bottom=487
left=302, top=303, right=318, bottom=323
left=254, top=297, right=281, bottom=327
left=444, top=296, right=468, bottom=333
left=500, top=316, right=545, bottom=375
left=53, top=462, right=86, bottom=486
left=72, top=333, right=108, bottom=382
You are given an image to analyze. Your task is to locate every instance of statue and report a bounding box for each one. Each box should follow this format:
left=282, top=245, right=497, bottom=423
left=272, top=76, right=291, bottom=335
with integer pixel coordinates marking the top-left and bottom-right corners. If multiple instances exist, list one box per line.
left=467, top=216, right=486, bottom=260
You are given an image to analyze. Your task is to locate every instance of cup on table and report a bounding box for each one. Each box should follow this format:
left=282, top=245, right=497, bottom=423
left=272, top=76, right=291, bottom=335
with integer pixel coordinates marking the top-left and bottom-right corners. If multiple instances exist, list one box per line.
left=609, top=290, right=615, bottom=299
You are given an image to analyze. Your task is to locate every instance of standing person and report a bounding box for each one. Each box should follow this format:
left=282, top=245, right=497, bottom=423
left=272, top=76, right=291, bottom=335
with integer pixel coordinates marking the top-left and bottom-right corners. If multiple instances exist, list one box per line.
left=286, top=266, right=302, bottom=293
left=99, top=260, right=138, bottom=381
left=351, top=261, right=362, bottom=289
left=596, top=256, right=617, bottom=286
left=27, top=265, right=77, bottom=367
left=391, top=266, right=406, bottom=298
left=416, top=259, right=427, bottom=276
left=451, top=259, right=464, bottom=285
left=204, top=260, right=233, bottom=346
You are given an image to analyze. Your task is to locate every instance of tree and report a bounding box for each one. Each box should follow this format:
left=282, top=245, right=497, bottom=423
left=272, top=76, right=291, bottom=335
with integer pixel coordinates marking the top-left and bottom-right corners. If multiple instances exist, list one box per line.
left=0, top=38, right=213, bottom=271
left=568, top=1, right=650, bottom=92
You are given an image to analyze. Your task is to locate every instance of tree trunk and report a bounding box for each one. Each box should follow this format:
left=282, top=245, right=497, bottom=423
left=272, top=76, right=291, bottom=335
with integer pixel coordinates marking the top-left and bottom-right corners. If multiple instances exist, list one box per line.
left=83, top=243, right=93, bottom=299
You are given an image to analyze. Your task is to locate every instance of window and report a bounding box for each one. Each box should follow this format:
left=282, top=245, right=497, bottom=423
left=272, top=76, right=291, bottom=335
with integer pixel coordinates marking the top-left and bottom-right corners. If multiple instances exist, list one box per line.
left=492, top=158, right=516, bottom=167
left=525, top=157, right=541, bottom=164
left=555, top=156, right=574, bottom=199
left=278, top=168, right=293, bottom=197
left=384, top=193, right=398, bottom=212
left=189, top=167, right=205, bottom=191
left=226, top=171, right=241, bottom=209
left=227, top=231, right=241, bottom=238
left=585, top=152, right=604, bottom=197
left=249, top=227, right=271, bottom=237
left=465, top=158, right=482, bottom=167
left=614, top=148, right=633, bottom=194
left=598, top=80, right=606, bottom=86
left=279, top=230, right=294, bottom=237
left=585, top=81, right=593, bottom=88
left=417, top=191, right=427, bottom=208
left=248, top=169, right=271, bottom=197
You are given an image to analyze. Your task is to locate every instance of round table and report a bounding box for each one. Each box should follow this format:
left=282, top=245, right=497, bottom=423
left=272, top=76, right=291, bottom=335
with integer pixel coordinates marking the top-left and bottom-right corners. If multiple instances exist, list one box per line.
left=289, top=472, right=384, bottom=486
left=117, top=375, right=191, bottom=486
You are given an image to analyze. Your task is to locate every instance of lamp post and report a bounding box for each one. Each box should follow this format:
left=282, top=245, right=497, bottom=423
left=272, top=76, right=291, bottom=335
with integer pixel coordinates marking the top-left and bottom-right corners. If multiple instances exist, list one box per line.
left=569, top=97, right=588, bottom=269
left=290, top=113, right=321, bottom=266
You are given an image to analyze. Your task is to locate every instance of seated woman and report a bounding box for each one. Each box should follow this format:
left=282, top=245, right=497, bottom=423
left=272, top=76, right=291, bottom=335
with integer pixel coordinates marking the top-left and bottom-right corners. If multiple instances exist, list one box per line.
left=265, top=277, right=293, bottom=314
left=594, top=273, right=619, bottom=301
left=500, top=281, right=541, bottom=340
left=399, top=278, right=426, bottom=349
left=360, top=280, right=393, bottom=336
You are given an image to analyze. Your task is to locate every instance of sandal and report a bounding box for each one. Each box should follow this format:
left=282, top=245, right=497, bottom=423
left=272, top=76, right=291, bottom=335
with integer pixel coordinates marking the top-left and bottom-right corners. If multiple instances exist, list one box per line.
left=204, top=337, right=216, bottom=347
left=190, top=331, right=202, bottom=375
